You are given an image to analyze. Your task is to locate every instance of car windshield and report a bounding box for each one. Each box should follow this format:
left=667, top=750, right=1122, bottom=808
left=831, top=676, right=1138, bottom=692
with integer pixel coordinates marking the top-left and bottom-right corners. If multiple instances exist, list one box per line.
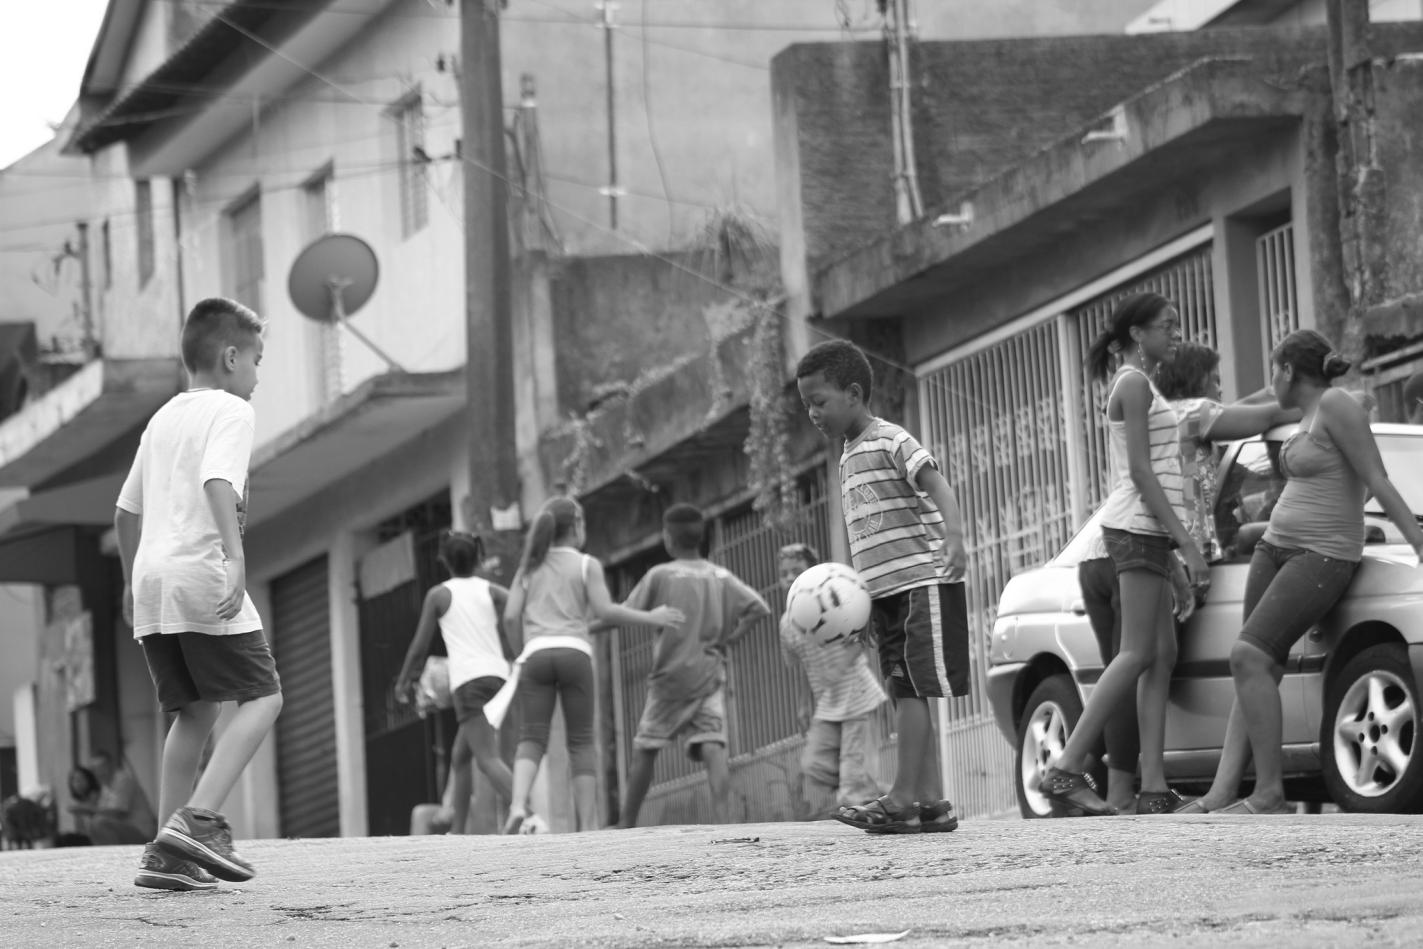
left=1369, top=432, right=1423, bottom=517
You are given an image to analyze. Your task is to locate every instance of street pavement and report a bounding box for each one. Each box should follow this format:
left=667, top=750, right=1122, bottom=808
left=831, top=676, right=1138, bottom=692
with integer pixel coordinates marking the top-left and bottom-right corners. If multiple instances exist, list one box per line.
left=5, top=812, right=1423, bottom=948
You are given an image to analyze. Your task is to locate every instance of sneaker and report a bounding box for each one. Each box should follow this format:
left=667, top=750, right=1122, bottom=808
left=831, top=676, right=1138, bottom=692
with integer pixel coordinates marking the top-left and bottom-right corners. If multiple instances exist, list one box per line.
left=918, top=799, right=960, bottom=833
left=134, top=842, right=218, bottom=892
left=156, top=806, right=254, bottom=882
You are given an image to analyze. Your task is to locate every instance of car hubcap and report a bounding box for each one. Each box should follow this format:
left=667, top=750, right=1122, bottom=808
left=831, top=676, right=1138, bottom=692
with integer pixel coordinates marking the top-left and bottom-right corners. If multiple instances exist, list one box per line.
left=1022, top=701, right=1069, bottom=815
left=1333, top=669, right=1416, bottom=798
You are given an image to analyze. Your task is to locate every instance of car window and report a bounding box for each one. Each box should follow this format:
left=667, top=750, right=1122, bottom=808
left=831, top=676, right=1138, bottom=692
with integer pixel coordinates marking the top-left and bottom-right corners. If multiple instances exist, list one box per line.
left=1049, top=507, right=1106, bottom=567
left=1214, top=439, right=1285, bottom=562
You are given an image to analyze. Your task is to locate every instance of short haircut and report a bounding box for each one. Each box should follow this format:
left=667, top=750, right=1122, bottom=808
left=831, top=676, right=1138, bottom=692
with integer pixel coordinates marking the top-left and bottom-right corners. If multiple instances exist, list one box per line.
left=1156, top=342, right=1221, bottom=400
left=778, top=542, right=819, bottom=570
left=663, top=502, right=705, bottom=552
left=181, top=297, right=264, bottom=374
left=795, top=339, right=874, bottom=402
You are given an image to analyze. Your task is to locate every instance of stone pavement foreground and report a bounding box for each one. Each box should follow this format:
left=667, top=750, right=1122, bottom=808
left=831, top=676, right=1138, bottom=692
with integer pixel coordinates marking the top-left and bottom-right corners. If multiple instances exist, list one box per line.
left=5, top=814, right=1423, bottom=948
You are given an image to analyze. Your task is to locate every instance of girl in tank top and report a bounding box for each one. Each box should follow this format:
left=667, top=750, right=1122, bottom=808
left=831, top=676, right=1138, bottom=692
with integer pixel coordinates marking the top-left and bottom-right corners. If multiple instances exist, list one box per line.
left=502, top=497, right=684, bottom=833
left=396, top=531, right=515, bottom=834
left=1184, top=330, right=1423, bottom=815
left=1040, top=293, right=1209, bottom=818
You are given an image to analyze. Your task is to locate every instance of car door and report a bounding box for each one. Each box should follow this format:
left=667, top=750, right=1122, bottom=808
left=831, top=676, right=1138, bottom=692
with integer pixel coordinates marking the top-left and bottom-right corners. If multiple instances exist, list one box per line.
left=1166, top=433, right=1316, bottom=761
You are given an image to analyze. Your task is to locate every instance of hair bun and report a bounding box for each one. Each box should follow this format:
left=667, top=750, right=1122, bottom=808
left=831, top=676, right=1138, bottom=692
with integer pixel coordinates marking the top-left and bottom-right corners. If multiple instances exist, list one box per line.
left=1322, top=351, right=1352, bottom=380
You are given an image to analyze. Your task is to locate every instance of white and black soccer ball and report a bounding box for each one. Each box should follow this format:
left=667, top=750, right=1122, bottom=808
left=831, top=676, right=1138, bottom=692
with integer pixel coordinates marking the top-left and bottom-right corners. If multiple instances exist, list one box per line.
left=784, top=562, right=872, bottom=646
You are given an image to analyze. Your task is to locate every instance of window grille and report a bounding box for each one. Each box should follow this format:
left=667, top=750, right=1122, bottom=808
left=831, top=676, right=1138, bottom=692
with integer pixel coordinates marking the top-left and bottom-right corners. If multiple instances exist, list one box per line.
left=1256, top=221, right=1299, bottom=378
left=223, top=190, right=264, bottom=312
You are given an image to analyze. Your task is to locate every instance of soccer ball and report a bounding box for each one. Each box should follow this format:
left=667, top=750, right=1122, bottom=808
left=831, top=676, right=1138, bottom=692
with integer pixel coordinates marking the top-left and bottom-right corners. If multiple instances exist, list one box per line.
left=784, top=562, right=872, bottom=646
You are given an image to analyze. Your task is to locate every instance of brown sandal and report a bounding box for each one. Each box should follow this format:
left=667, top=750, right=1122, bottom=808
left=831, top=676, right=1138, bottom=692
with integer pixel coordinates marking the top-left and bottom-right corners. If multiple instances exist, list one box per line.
left=1039, top=767, right=1117, bottom=817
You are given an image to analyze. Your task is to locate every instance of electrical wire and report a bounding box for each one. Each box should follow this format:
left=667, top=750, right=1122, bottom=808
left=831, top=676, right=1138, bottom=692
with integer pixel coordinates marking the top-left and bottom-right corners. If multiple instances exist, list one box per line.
left=639, top=0, right=676, bottom=243
left=204, top=6, right=992, bottom=415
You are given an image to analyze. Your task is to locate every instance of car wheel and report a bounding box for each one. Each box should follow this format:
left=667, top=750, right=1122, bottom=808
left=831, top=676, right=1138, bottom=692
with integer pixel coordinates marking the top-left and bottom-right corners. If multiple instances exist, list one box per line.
left=1015, top=673, right=1088, bottom=819
left=1321, top=643, right=1423, bottom=813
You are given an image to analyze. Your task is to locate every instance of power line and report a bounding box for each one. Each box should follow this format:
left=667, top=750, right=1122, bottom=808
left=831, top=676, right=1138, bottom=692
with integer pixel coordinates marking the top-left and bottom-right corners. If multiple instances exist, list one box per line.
left=204, top=6, right=991, bottom=416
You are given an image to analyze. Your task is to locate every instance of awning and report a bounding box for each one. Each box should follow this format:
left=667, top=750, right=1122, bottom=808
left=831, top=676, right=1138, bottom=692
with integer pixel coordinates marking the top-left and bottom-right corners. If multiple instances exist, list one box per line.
left=0, top=358, right=183, bottom=488
left=0, top=471, right=128, bottom=536
left=247, top=369, right=465, bottom=527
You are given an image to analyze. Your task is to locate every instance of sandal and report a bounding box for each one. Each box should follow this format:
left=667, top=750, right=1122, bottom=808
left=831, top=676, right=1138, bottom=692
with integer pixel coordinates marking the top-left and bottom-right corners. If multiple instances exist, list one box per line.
left=1135, top=789, right=1187, bottom=815
left=918, top=800, right=959, bottom=833
left=502, top=810, right=526, bottom=835
left=1038, top=767, right=1118, bottom=817
left=1217, top=798, right=1293, bottom=815
left=1172, top=797, right=1210, bottom=814
left=861, top=798, right=922, bottom=835
left=834, top=796, right=891, bottom=830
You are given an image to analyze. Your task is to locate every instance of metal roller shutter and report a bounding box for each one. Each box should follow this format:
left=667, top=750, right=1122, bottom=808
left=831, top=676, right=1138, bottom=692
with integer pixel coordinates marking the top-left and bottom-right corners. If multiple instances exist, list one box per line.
left=271, top=555, right=339, bottom=838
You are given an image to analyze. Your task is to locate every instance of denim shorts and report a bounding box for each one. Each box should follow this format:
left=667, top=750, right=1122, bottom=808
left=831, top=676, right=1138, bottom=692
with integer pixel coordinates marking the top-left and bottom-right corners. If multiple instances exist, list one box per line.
left=1102, top=527, right=1175, bottom=579
left=1237, top=540, right=1359, bottom=664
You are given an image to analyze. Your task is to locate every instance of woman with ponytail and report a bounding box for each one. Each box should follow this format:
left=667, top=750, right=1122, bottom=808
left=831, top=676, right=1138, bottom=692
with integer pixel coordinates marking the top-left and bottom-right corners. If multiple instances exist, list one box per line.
left=1180, top=330, right=1423, bottom=814
left=1041, top=292, right=1208, bottom=817
left=502, top=497, right=684, bottom=832
left=396, top=531, right=514, bottom=834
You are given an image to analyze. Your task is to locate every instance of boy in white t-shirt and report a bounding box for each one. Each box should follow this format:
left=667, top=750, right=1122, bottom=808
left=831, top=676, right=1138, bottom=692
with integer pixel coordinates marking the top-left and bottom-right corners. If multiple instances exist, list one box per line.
left=115, top=297, right=282, bottom=891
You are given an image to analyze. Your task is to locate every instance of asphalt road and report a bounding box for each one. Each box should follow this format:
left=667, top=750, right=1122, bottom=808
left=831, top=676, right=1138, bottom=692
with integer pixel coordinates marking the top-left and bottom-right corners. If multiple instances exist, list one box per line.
left=5, top=813, right=1422, bottom=948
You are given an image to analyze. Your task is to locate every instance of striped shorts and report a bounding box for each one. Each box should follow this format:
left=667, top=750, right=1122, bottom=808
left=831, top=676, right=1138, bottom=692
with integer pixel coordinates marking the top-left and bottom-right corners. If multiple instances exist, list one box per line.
left=870, top=583, right=970, bottom=700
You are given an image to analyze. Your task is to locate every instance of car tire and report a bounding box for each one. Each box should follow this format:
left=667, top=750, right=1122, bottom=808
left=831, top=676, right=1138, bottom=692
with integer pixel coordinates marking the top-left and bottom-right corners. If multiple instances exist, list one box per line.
left=1321, top=643, right=1423, bottom=814
left=1015, top=673, right=1098, bottom=819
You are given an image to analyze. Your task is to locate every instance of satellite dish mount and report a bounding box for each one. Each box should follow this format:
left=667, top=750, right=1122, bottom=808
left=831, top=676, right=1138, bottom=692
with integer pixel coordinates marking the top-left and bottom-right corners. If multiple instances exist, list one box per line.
left=288, top=233, right=404, bottom=373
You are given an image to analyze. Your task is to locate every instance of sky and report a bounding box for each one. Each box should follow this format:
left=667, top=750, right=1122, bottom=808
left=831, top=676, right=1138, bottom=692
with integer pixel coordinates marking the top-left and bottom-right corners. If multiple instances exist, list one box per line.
left=0, top=0, right=112, bottom=168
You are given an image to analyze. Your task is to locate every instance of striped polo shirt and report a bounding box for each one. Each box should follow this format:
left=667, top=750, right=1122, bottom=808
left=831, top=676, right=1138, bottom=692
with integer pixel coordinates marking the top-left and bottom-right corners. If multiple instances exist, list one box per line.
left=1097, top=366, right=1186, bottom=537
left=839, top=418, right=953, bottom=598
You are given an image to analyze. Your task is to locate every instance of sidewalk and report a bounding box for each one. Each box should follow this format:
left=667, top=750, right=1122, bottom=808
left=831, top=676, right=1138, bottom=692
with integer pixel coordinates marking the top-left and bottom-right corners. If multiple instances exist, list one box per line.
left=5, top=813, right=1423, bottom=948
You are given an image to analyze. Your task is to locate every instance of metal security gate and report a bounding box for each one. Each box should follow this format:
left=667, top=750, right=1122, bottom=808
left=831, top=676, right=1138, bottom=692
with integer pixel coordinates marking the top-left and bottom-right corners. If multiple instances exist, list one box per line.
left=918, top=237, right=1219, bottom=817
left=605, top=465, right=882, bottom=816
left=271, top=555, right=339, bottom=838
left=357, top=497, right=454, bottom=836
left=1257, top=221, right=1300, bottom=380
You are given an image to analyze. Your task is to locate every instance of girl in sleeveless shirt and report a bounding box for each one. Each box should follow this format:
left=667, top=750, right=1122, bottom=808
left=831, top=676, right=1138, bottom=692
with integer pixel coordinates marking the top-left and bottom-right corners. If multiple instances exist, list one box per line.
left=1183, top=330, right=1423, bottom=814
left=1041, top=293, right=1209, bottom=817
left=396, top=531, right=515, bottom=834
left=503, top=497, right=684, bottom=833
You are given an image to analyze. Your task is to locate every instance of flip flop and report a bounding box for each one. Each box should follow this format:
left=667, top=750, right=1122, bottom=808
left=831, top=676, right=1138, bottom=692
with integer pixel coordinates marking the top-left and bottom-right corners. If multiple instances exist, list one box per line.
left=1172, top=797, right=1210, bottom=814
left=1217, top=798, right=1293, bottom=815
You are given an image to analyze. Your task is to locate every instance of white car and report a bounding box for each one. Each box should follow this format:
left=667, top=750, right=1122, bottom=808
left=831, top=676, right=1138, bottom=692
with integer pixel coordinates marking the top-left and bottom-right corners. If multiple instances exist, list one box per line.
left=988, top=424, right=1423, bottom=817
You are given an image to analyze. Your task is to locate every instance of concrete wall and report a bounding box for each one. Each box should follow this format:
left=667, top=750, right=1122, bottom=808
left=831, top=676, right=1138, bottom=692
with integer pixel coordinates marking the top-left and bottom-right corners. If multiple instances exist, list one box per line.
left=1374, top=56, right=1423, bottom=304
left=774, top=24, right=1423, bottom=271
left=0, top=585, right=44, bottom=752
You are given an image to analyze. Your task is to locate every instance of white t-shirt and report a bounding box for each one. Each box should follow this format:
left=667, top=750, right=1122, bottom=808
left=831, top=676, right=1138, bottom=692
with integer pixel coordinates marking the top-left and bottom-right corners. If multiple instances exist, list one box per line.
left=439, top=576, right=510, bottom=689
left=116, top=389, right=263, bottom=638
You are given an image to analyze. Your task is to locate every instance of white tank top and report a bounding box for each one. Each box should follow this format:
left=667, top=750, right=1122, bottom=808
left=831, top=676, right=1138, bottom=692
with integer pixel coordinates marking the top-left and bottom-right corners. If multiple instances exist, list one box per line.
left=438, top=576, right=509, bottom=689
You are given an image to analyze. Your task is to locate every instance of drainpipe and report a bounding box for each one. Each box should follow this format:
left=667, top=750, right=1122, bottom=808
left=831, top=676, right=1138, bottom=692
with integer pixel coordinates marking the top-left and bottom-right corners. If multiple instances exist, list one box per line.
left=886, top=0, right=924, bottom=225
left=171, top=176, right=187, bottom=336
left=75, top=221, right=96, bottom=357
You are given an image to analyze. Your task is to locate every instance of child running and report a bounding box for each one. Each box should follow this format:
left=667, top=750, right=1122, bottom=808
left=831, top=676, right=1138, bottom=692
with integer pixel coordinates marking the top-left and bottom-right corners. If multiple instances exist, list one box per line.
left=796, top=339, right=969, bottom=834
left=396, top=530, right=515, bottom=834
left=778, top=543, right=887, bottom=817
left=115, top=297, right=282, bottom=890
left=615, top=504, right=770, bottom=828
left=503, top=497, right=684, bottom=833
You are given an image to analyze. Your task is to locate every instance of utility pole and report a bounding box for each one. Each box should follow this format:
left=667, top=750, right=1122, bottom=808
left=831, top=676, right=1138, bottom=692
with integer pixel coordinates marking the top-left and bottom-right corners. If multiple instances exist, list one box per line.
left=461, top=0, right=521, bottom=576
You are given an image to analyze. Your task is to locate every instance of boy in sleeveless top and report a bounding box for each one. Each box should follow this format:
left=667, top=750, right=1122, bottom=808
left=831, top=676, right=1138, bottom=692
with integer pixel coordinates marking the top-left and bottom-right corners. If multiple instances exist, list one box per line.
left=396, top=531, right=515, bottom=833
left=615, top=504, right=770, bottom=828
left=115, top=298, right=282, bottom=890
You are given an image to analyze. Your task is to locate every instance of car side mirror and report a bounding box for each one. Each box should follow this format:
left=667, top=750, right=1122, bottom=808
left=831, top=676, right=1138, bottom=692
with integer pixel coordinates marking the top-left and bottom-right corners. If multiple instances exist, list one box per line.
left=1365, top=524, right=1386, bottom=544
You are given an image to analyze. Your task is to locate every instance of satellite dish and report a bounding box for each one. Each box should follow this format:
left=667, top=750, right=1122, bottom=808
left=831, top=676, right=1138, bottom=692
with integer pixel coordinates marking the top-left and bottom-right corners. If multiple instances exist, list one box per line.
left=287, top=233, right=403, bottom=371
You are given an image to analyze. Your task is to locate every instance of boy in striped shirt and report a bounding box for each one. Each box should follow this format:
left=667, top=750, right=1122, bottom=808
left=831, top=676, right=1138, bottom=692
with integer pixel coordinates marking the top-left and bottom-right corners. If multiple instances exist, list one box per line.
left=796, top=339, right=969, bottom=834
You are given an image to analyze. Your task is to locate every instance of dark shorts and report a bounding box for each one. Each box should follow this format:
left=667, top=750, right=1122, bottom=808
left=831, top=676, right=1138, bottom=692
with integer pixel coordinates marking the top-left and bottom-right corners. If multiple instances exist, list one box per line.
left=1237, top=540, right=1359, bottom=664
left=452, top=675, right=506, bottom=724
left=871, top=583, right=970, bottom=700
left=1102, top=527, right=1175, bottom=579
left=139, top=630, right=281, bottom=713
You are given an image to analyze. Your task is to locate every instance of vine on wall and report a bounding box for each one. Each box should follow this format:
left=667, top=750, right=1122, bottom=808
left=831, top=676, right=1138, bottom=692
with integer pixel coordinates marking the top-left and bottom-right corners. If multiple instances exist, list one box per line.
left=745, top=302, right=798, bottom=531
